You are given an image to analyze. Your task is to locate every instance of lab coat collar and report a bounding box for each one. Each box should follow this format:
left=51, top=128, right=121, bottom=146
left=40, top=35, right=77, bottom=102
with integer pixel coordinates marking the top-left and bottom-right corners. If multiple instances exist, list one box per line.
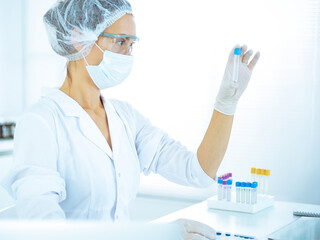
left=45, top=88, right=117, bottom=117
left=45, top=88, right=121, bottom=159
left=45, top=88, right=84, bottom=117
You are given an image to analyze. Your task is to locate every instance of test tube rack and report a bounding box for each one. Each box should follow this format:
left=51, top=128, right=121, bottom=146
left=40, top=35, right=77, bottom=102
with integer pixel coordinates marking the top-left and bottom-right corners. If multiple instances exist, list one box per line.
left=207, top=192, right=274, bottom=214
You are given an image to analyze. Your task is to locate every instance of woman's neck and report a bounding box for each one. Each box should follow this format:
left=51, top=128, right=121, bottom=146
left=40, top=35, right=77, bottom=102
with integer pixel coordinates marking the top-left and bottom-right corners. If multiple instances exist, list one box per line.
left=59, top=60, right=103, bottom=112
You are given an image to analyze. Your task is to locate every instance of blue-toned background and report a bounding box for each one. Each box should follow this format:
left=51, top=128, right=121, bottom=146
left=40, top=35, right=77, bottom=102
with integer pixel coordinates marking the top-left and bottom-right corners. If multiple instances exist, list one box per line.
left=0, top=0, right=319, bottom=221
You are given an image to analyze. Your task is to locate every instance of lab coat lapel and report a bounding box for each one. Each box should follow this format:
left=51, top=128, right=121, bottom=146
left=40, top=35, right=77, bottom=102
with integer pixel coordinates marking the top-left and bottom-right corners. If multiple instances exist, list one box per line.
left=46, top=89, right=114, bottom=158
left=78, top=112, right=113, bottom=158
left=103, top=99, right=122, bottom=161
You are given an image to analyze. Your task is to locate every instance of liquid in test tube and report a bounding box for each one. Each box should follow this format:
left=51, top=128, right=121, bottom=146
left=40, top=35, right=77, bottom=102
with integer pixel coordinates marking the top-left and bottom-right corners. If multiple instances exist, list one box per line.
left=233, top=48, right=242, bottom=83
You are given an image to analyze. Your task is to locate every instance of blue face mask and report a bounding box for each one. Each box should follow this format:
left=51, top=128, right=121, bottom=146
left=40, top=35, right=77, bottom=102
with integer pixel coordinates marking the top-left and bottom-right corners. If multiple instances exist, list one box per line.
left=84, top=43, right=134, bottom=89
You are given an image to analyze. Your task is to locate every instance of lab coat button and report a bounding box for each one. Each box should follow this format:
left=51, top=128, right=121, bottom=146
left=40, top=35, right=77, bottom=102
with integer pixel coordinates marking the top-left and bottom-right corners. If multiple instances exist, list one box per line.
left=115, top=215, right=119, bottom=220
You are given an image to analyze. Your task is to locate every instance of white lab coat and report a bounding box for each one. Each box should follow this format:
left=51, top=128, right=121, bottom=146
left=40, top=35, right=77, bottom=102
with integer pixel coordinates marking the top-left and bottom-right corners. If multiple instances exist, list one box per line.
left=1, top=89, right=214, bottom=221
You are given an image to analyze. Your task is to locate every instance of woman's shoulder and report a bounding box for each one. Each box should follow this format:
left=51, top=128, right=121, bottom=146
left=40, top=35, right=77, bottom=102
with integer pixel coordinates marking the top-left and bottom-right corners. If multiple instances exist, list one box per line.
left=17, top=95, right=60, bottom=131
left=108, top=98, right=133, bottom=113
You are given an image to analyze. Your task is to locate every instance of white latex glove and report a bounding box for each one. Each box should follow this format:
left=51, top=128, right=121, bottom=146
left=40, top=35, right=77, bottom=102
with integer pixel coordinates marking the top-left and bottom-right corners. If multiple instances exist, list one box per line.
left=214, top=44, right=260, bottom=115
left=173, top=218, right=216, bottom=240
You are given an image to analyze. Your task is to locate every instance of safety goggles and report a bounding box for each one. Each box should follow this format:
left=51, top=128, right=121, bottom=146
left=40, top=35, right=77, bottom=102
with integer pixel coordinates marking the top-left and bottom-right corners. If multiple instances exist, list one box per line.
left=100, top=32, right=139, bottom=55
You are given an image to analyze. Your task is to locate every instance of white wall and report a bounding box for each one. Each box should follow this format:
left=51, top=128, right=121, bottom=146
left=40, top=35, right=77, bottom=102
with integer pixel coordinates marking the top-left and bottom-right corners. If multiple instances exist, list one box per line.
left=106, top=0, right=320, bottom=204
left=0, top=0, right=25, bottom=117
left=0, top=0, right=319, bottom=206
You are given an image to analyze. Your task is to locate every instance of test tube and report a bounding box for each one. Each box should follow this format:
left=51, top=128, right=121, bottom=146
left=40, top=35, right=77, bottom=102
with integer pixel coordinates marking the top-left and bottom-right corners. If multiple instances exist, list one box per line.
left=218, top=178, right=223, bottom=200
left=233, top=48, right=242, bottom=83
left=251, top=182, right=258, bottom=204
left=223, top=180, right=227, bottom=200
left=251, top=167, right=256, bottom=182
left=226, top=179, right=232, bottom=201
left=241, top=182, right=246, bottom=203
left=261, top=169, right=266, bottom=194
left=246, top=182, right=251, bottom=204
left=236, top=182, right=241, bottom=203
left=265, top=169, right=270, bottom=194
left=216, top=232, right=222, bottom=240
left=256, top=168, right=262, bottom=193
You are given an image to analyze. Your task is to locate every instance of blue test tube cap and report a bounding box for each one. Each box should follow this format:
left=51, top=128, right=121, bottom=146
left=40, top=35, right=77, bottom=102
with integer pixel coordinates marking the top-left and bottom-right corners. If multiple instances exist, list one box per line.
left=246, top=182, right=251, bottom=187
left=251, top=182, right=257, bottom=188
left=241, top=182, right=246, bottom=187
left=227, top=179, right=233, bottom=185
left=234, top=48, right=242, bottom=55
left=225, top=232, right=231, bottom=236
left=253, top=181, right=258, bottom=187
left=236, top=181, right=241, bottom=187
left=218, top=178, right=223, bottom=184
left=216, top=232, right=222, bottom=236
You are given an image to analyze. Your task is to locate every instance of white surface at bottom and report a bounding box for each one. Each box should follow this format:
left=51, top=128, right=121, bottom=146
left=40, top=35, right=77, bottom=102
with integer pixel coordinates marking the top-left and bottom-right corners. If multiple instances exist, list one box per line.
left=0, top=221, right=182, bottom=240
left=0, top=139, right=13, bottom=153
left=154, top=200, right=315, bottom=239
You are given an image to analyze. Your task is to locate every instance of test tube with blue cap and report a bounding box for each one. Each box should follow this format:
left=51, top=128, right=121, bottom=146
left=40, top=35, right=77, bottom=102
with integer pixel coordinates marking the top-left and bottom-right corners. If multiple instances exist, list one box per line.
left=233, top=48, right=242, bottom=83
left=251, top=182, right=258, bottom=204
left=246, top=182, right=251, bottom=204
left=226, top=179, right=232, bottom=201
left=236, top=182, right=241, bottom=203
left=241, top=182, right=246, bottom=203
left=223, top=180, right=227, bottom=199
left=218, top=178, right=223, bottom=200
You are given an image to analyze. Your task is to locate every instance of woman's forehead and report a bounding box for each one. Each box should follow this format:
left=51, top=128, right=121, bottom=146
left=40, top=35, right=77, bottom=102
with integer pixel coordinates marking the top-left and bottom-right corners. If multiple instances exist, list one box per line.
left=103, top=14, right=136, bottom=36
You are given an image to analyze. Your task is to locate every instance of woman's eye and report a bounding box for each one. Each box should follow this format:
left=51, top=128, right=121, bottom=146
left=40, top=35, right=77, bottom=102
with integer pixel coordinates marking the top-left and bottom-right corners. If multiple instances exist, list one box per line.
left=116, top=39, right=126, bottom=47
left=117, top=41, right=124, bottom=46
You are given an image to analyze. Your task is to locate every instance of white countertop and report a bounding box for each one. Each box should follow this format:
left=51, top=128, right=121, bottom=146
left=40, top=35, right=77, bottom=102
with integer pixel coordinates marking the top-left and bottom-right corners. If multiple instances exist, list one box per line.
left=0, top=139, right=13, bottom=153
left=154, top=200, right=318, bottom=239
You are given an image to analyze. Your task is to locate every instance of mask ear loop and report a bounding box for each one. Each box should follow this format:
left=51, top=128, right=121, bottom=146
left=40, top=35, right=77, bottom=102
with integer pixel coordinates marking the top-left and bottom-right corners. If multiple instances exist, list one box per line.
left=95, top=42, right=104, bottom=52
left=83, top=43, right=104, bottom=66
left=83, top=55, right=89, bottom=66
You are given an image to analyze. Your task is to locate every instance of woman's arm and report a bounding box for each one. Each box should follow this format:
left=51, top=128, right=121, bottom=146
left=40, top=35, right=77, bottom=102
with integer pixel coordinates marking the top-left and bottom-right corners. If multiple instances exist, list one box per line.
left=197, top=44, right=260, bottom=178
left=197, top=110, right=233, bottom=178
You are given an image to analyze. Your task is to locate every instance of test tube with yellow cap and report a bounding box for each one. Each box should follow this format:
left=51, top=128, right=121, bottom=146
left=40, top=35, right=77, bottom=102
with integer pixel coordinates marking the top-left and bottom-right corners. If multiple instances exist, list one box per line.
left=251, top=167, right=256, bottom=182
left=256, top=168, right=262, bottom=193
left=264, top=169, right=271, bottom=194
left=261, top=169, right=266, bottom=194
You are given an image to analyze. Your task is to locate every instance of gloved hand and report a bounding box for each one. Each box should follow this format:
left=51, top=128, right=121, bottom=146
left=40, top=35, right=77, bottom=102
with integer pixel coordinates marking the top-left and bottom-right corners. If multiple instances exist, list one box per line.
left=173, top=218, right=216, bottom=240
left=214, top=44, right=260, bottom=115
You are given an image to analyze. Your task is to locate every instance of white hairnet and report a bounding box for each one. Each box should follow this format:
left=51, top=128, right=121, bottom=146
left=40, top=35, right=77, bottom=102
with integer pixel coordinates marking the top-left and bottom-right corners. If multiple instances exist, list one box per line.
left=43, top=0, right=133, bottom=61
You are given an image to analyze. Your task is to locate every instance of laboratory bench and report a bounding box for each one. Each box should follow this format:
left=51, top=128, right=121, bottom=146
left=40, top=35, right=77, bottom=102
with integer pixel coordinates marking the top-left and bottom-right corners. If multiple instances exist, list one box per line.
left=154, top=200, right=320, bottom=239
left=0, top=198, right=319, bottom=239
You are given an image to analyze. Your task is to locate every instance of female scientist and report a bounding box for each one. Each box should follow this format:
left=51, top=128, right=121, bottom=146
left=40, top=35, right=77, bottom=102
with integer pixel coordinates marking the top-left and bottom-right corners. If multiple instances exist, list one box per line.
left=2, top=0, right=260, bottom=238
